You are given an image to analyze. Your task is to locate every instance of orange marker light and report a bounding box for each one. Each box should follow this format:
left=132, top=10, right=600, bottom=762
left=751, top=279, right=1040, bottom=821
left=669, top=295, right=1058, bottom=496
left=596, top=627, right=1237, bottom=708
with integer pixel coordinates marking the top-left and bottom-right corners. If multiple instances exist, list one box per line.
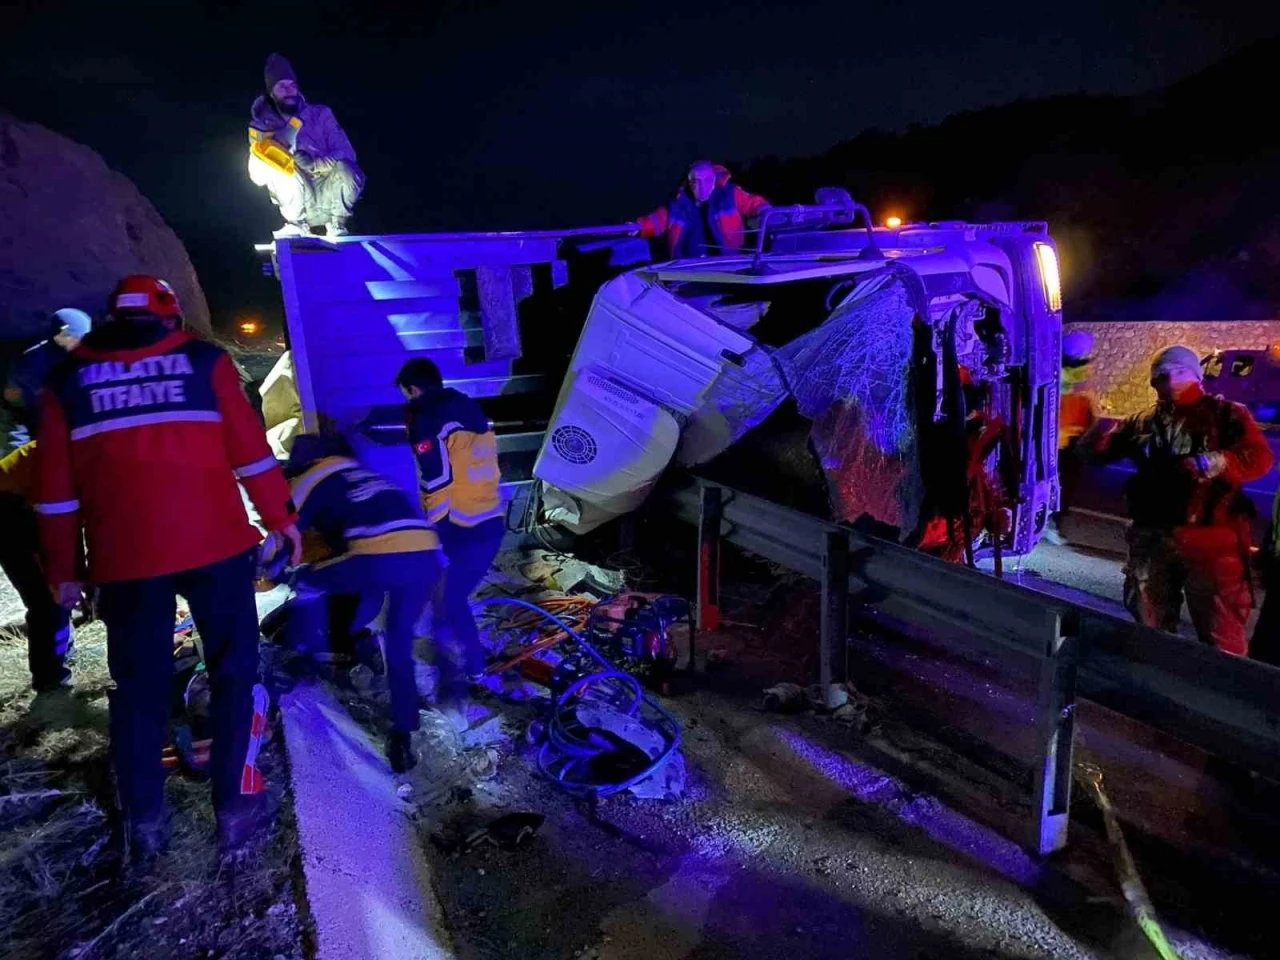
left=239, top=320, right=261, bottom=335
left=885, top=216, right=903, bottom=229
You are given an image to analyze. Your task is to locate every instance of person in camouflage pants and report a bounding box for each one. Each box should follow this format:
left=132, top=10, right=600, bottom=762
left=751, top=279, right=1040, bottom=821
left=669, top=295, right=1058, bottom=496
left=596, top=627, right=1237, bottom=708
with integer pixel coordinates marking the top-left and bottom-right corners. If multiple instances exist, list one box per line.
left=1085, top=345, right=1272, bottom=656
left=1251, top=490, right=1280, bottom=666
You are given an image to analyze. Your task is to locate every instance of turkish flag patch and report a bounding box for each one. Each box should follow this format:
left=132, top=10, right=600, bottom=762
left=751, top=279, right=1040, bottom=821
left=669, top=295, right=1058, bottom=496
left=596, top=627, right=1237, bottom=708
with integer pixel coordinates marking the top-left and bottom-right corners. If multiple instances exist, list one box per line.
left=415, top=439, right=434, bottom=454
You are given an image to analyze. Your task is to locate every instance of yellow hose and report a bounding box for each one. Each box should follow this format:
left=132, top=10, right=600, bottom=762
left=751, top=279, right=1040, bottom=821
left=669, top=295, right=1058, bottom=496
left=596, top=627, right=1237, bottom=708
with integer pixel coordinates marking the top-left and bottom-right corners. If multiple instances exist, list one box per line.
left=1074, top=762, right=1184, bottom=960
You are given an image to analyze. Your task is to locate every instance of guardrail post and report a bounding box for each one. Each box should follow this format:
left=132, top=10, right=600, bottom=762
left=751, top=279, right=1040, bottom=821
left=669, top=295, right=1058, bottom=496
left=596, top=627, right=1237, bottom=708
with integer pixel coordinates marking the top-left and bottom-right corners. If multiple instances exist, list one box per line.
left=697, top=485, right=723, bottom=632
left=1032, top=609, right=1079, bottom=855
left=820, top=530, right=850, bottom=691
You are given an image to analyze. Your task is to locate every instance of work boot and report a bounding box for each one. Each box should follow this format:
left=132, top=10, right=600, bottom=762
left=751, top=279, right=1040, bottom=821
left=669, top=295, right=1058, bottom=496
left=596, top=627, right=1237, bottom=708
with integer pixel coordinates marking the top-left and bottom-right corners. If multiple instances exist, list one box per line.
left=216, top=793, right=270, bottom=861
left=31, top=672, right=72, bottom=695
left=386, top=730, right=416, bottom=773
left=354, top=630, right=386, bottom=676
left=124, top=812, right=170, bottom=870
left=326, top=219, right=348, bottom=238
left=272, top=222, right=308, bottom=240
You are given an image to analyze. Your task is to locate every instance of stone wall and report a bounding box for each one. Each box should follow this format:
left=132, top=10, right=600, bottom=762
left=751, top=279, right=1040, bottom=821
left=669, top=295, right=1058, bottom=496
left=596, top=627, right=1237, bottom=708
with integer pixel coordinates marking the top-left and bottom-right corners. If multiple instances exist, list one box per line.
left=1066, top=321, right=1280, bottom=417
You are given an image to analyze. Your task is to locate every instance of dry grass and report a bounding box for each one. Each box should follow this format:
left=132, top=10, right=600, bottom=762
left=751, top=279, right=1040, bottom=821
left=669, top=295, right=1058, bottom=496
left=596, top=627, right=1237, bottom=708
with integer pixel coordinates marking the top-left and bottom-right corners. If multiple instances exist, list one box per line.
left=0, top=607, right=308, bottom=960
left=0, top=623, right=29, bottom=648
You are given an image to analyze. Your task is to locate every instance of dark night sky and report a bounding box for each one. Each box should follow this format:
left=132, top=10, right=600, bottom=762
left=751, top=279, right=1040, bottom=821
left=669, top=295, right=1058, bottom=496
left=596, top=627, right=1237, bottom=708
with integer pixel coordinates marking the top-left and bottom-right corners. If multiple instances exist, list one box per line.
left=3, top=0, right=1278, bottom=328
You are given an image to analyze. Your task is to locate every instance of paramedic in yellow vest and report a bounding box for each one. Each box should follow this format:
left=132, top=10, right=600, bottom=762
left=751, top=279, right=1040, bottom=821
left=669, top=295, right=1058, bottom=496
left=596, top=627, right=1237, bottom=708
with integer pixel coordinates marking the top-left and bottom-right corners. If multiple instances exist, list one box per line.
left=398, top=358, right=503, bottom=724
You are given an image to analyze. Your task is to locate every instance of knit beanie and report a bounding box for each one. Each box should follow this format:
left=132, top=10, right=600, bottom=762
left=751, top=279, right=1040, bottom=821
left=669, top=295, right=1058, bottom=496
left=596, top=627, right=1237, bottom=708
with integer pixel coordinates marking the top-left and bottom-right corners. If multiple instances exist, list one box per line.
left=264, top=53, right=297, bottom=92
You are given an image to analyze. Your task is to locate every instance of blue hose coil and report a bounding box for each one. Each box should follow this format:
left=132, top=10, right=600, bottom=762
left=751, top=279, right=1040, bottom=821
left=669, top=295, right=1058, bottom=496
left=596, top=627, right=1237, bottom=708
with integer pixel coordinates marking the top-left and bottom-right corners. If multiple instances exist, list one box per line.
left=470, top=596, right=683, bottom=799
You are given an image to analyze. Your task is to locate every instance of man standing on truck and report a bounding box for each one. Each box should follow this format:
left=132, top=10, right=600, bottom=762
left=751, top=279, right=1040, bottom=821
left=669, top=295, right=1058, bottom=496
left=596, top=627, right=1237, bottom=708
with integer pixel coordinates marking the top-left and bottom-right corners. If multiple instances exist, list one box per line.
left=397, top=358, right=504, bottom=730
left=632, top=160, right=771, bottom=258
left=248, top=53, right=364, bottom=239
left=1084, top=344, right=1272, bottom=655
left=33, top=275, right=302, bottom=863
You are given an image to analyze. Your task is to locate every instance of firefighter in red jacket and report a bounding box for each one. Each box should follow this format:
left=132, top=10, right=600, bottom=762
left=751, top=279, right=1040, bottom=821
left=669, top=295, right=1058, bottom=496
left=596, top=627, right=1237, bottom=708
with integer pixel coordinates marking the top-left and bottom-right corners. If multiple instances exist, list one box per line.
left=632, top=160, right=771, bottom=258
left=33, top=275, right=302, bottom=863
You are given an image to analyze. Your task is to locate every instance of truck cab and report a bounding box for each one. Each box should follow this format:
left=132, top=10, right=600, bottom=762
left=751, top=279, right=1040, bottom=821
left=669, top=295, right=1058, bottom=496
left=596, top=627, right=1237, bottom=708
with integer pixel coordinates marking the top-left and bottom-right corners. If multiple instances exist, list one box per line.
left=532, top=209, right=1064, bottom=558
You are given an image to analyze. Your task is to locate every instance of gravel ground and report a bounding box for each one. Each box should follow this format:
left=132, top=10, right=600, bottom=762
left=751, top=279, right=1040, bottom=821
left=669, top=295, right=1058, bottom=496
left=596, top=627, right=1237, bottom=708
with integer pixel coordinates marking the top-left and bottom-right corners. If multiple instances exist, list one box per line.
left=409, top=686, right=1108, bottom=960
left=387, top=537, right=1261, bottom=960
left=376, top=547, right=1161, bottom=960
left=3, top=530, right=1260, bottom=960
left=986, top=542, right=1127, bottom=605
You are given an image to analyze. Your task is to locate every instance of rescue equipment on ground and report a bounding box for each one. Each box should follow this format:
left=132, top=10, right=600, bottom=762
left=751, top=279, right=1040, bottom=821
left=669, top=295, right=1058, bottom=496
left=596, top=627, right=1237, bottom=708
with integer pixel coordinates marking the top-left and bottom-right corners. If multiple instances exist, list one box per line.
left=585, top=593, right=692, bottom=693
left=166, top=618, right=271, bottom=782
left=471, top=596, right=683, bottom=799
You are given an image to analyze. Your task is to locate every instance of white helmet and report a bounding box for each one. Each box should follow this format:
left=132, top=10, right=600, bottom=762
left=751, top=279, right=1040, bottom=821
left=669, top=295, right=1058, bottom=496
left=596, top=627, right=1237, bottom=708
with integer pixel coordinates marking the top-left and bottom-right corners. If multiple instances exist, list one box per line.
left=52, top=307, right=93, bottom=340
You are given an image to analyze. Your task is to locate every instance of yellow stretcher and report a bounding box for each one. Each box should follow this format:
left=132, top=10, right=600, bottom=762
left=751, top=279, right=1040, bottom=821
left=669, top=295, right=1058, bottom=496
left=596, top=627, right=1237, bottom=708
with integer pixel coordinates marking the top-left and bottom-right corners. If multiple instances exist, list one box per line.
left=248, top=116, right=303, bottom=177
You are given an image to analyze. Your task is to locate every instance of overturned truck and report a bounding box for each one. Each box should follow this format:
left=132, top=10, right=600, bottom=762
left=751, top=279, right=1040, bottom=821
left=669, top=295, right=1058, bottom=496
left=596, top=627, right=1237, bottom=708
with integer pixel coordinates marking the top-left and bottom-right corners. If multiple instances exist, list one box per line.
left=264, top=193, right=1062, bottom=560
left=531, top=199, right=1063, bottom=559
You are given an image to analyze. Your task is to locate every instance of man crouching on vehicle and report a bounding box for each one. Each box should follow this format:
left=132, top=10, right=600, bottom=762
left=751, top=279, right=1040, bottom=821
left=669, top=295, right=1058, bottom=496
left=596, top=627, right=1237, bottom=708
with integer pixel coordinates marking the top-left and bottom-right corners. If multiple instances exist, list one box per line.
left=273, top=433, right=442, bottom=773
left=248, top=53, right=364, bottom=239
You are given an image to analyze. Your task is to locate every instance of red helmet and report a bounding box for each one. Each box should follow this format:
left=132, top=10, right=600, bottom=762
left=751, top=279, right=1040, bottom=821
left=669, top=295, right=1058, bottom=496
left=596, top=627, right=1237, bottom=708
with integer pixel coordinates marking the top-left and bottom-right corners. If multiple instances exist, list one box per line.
left=109, top=275, right=182, bottom=319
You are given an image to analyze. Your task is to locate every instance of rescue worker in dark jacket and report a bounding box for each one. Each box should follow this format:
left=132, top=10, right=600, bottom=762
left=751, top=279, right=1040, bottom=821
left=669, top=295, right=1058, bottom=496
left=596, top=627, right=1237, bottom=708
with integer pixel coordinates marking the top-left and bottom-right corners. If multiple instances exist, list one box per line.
left=397, top=358, right=504, bottom=728
left=0, top=442, right=73, bottom=691
left=248, top=53, right=364, bottom=239
left=278, top=433, right=442, bottom=773
left=1084, top=345, right=1273, bottom=655
left=34, top=275, right=302, bottom=863
left=5, top=308, right=93, bottom=442
left=633, top=161, right=771, bottom=258
left=0, top=308, right=90, bottom=692
left=1251, top=487, right=1280, bottom=666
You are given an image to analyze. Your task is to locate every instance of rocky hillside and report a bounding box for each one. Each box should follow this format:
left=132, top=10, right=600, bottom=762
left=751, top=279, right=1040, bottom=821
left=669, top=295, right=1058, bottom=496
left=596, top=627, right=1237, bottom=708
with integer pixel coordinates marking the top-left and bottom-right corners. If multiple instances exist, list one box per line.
left=0, top=114, right=210, bottom=343
left=742, top=36, right=1280, bottom=323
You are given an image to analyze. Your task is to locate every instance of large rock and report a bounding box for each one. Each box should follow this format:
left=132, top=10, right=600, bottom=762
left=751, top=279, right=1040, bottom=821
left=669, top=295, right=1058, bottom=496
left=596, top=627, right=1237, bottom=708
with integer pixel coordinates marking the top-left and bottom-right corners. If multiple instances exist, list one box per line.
left=0, top=114, right=211, bottom=341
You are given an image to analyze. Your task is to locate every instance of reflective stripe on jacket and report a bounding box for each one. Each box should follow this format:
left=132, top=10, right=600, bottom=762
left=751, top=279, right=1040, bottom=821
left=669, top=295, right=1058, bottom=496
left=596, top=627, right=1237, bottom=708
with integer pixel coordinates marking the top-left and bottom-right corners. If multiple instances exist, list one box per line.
left=406, top=388, right=502, bottom=528
left=291, top=455, right=439, bottom=562
left=34, top=330, right=296, bottom=584
left=636, top=165, right=769, bottom=257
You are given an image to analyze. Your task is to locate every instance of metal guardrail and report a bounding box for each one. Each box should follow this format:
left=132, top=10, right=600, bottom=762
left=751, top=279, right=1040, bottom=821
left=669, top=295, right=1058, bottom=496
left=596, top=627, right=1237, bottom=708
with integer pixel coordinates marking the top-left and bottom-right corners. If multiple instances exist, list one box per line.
left=669, top=477, right=1280, bottom=854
